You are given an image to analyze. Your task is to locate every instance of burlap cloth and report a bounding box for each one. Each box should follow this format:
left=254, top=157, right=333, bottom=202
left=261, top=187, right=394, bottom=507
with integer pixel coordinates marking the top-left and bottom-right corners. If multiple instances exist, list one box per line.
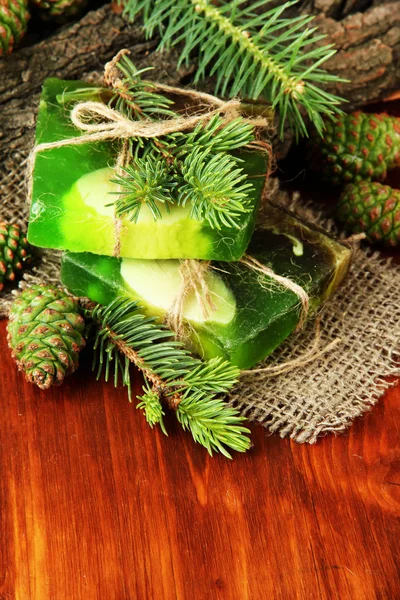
left=1, top=155, right=399, bottom=444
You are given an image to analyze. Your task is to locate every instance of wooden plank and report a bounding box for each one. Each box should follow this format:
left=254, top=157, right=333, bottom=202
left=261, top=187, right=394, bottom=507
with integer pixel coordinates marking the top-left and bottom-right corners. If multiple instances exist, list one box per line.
left=0, top=318, right=399, bottom=599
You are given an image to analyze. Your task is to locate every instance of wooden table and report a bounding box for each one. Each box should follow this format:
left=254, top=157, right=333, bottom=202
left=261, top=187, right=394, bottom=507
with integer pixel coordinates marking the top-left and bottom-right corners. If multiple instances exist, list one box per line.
left=0, top=318, right=399, bottom=600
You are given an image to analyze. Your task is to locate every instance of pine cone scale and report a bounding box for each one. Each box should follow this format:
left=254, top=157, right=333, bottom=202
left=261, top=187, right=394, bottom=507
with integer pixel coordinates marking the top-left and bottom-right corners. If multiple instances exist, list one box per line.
left=0, top=0, right=29, bottom=55
left=338, top=181, right=400, bottom=247
left=308, top=112, right=400, bottom=185
left=0, top=223, right=32, bottom=289
left=8, top=285, right=86, bottom=390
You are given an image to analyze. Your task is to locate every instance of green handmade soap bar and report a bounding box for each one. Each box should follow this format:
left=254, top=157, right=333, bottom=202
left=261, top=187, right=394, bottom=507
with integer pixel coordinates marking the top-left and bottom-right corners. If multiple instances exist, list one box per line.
left=28, top=78, right=267, bottom=261
left=61, top=204, right=351, bottom=369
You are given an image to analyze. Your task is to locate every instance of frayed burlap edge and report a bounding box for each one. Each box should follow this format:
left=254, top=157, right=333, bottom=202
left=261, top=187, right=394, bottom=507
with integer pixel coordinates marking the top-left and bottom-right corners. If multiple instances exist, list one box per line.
left=1, top=161, right=399, bottom=443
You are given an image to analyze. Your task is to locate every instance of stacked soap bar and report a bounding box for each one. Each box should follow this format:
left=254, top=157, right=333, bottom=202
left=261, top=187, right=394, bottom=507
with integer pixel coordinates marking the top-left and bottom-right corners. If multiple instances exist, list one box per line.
left=27, top=78, right=267, bottom=261
left=61, top=204, right=351, bottom=369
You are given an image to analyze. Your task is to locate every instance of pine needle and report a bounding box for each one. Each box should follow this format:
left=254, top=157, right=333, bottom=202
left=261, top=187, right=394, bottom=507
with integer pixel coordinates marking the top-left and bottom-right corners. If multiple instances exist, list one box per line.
left=83, top=297, right=250, bottom=457
left=121, top=0, right=347, bottom=139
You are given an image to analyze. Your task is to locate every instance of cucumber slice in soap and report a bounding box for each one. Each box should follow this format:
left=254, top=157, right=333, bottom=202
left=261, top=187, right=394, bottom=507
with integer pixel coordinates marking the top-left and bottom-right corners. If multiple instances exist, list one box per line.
left=62, top=167, right=207, bottom=257
left=120, top=258, right=236, bottom=325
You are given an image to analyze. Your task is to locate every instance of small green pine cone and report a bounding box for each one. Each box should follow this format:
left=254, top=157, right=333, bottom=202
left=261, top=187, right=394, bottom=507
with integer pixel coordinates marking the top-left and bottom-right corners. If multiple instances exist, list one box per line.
left=7, top=285, right=86, bottom=389
left=337, top=181, right=400, bottom=247
left=31, top=0, right=86, bottom=21
left=0, top=222, right=32, bottom=290
left=307, top=112, right=400, bottom=185
left=0, top=0, right=30, bottom=56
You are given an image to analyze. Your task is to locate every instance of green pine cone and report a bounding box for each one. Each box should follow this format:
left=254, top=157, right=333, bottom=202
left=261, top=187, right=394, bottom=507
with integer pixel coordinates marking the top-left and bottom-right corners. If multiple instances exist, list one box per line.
left=31, top=0, right=86, bottom=21
left=0, top=0, right=30, bottom=56
left=7, top=285, right=86, bottom=389
left=307, top=112, right=400, bottom=185
left=337, top=181, right=400, bottom=247
left=0, top=222, right=32, bottom=290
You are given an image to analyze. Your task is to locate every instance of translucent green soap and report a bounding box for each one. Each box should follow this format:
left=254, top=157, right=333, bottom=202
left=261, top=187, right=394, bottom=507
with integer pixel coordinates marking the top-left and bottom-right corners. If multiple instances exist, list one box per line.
left=61, top=204, right=351, bottom=369
left=28, top=78, right=267, bottom=261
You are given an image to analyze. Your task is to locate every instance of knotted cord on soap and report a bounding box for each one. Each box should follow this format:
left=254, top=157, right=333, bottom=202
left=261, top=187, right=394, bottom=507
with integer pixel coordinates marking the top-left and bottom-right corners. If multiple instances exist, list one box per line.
left=164, top=260, right=216, bottom=342
left=240, top=254, right=309, bottom=331
left=27, top=47, right=273, bottom=204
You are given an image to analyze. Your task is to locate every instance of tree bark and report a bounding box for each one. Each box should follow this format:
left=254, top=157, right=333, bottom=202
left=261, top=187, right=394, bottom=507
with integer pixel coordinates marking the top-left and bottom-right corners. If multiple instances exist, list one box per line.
left=314, top=4, right=400, bottom=109
left=0, top=0, right=399, bottom=180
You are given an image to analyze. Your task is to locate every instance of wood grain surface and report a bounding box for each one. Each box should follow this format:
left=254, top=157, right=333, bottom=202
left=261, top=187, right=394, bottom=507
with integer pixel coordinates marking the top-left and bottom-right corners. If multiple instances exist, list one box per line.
left=0, top=317, right=399, bottom=600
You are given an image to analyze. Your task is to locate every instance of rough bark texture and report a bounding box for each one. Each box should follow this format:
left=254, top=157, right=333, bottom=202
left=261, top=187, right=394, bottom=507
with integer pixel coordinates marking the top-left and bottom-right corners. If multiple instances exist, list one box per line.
left=0, top=5, right=192, bottom=180
left=0, top=1, right=399, bottom=177
left=315, top=5, right=400, bottom=108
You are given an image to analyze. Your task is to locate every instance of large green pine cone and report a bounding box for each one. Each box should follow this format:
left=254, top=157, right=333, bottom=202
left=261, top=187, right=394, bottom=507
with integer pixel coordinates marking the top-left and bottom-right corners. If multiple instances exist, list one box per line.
left=0, top=222, right=32, bottom=290
left=337, top=181, right=400, bottom=247
left=31, top=0, right=86, bottom=21
left=307, top=112, right=400, bottom=185
left=7, top=285, right=86, bottom=389
left=0, top=0, right=30, bottom=56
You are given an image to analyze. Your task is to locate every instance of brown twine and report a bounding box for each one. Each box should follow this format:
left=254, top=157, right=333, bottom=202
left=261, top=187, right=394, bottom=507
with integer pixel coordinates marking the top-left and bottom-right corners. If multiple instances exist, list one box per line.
left=27, top=99, right=246, bottom=157
left=164, top=263, right=338, bottom=376
left=240, top=315, right=341, bottom=377
left=113, top=139, right=130, bottom=256
left=165, top=253, right=310, bottom=341
left=164, top=260, right=216, bottom=341
left=240, top=254, right=309, bottom=331
left=27, top=49, right=272, bottom=204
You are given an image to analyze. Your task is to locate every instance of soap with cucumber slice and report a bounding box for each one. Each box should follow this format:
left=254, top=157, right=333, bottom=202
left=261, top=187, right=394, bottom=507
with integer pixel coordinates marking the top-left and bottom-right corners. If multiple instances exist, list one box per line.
left=28, top=78, right=267, bottom=261
left=61, top=203, right=351, bottom=369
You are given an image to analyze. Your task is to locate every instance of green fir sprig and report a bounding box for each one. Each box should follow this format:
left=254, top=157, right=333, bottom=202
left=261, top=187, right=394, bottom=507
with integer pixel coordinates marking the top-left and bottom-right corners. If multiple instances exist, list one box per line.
left=83, top=297, right=249, bottom=458
left=178, top=149, right=253, bottom=229
left=107, top=61, right=176, bottom=121
left=109, top=155, right=176, bottom=222
left=120, top=0, right=347, bottom=138
left=109, top=59, right=260, bottom=229
left=59, top=54, right=266, bottom=230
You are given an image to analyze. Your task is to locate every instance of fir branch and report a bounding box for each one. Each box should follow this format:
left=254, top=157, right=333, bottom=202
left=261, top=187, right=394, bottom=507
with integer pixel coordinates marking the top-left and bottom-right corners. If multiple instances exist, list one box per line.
left=136, top=376, right=168, bottom=434
left=61, top=55, right=260, bottom=229
left=83, top=297, right=249, bottom=457
left=108, top=156, right=176, bottom=222
left=178, top=149, right=253, bottom=229
left=176, top=356, right=241, bottom=394
left=176, top=390, right=250, bottom=458
left=107, top=53, right=177, bottom=121
left=171, top=114, right=256, bottom=156
left=106, top=84, right=257, bottom=227
left=121, top=0, right=347, bottom=138
left=91, top=339, right=132, bottom=400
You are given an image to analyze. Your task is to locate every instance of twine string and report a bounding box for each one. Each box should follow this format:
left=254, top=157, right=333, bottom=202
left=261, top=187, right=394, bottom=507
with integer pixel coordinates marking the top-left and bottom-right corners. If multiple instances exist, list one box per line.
left=28, top=97, right=261, bottom=162
left=113, top=139, right=130, bottom=257
left=165, top=260, right=216, bottom=341
left=240, top=254, right=309, bottom=331
left=166, top=254, right=310, bottom=340
left=240, top=315, right=342, bottom=377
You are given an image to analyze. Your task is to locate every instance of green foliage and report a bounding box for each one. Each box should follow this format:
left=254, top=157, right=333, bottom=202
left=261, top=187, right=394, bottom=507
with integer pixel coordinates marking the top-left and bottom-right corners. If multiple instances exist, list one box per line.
left=109, top=156, right=175, bottom=222
left=136, top=377, right=167, bottom=434
left=59, top=55, right=262, bottom=230
left=109, top=54, right=176, bottom=121
left=106, top=60, right=259, bottom=229
left=91, top=336, right=132, bottom=399
left=178, top=150, right=252, bottom=229
left=179, top=357, right=241, bottom=394
left=172, top=114, right=255, bottom=155
left=176, top=391, right=250, bottom=458
left=121, top=0, right=346, bottom=138
left=84, top=297, right=249, bottom=457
